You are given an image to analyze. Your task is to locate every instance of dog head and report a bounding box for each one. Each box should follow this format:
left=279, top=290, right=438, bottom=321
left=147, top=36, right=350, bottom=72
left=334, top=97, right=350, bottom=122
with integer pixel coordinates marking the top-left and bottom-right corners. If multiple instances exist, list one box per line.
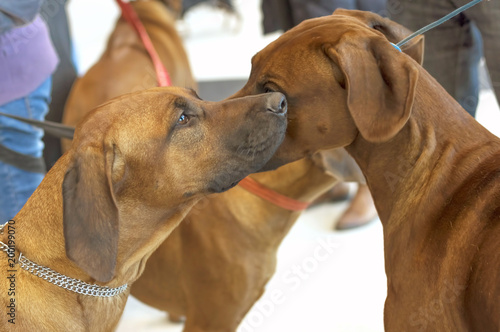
left=62, top=87, right=287, bottom=282
left=232, top=9, right=423, bottom=170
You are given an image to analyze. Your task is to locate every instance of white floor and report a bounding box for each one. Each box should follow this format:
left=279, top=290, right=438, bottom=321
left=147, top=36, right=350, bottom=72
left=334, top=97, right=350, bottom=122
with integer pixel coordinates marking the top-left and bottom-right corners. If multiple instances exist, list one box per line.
left=67, top=1, right=500, bottom=332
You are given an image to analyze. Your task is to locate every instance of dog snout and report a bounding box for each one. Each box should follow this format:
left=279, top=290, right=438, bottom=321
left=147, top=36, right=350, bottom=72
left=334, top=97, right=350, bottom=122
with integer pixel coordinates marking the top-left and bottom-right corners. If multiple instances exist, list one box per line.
left=266, top=93, right=287, bottom=115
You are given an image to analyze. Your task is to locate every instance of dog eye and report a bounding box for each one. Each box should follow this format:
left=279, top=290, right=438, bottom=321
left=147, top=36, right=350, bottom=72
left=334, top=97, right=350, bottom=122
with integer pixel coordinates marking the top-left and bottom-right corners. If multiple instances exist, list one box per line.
left=263, top=86, right=275, bottom=93
left=177, top=113, right=190, bottom=125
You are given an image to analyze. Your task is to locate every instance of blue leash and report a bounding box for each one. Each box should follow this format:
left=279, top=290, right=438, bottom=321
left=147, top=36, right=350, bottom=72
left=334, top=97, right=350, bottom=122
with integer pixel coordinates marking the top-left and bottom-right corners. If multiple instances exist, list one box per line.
left=390, top=0, right=488, bottom=52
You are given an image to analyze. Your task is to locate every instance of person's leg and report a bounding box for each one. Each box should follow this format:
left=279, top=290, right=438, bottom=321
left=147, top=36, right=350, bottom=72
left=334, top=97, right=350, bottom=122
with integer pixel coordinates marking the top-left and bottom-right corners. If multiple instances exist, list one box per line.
left=0, top=77, right=52, bottom=222
left=453, top=21, right=482, bottom=116
left=41, top=0, right=78, bottom=170
left=261, top=0, right=295, bottom=33
left=287, top=0, right=357, bottom=27
left=389, top=0, right=481, bottom=117
left=357, top=0, right=386, bottom=14
left=464, top=0, right=500, bottom=105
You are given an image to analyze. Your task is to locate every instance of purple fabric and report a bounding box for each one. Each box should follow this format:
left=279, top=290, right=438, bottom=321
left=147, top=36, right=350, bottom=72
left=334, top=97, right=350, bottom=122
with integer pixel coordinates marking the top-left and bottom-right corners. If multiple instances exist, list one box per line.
left=0, top=15, right=58, bottom=105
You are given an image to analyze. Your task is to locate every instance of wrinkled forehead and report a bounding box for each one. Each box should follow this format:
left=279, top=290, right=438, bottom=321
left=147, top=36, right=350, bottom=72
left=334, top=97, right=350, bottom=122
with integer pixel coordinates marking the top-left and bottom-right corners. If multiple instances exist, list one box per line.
left=73, top=87, right=200, bottom=145
left=251, top=15, right=371, bottom=66
left=100, top=87, right=199, bottom=117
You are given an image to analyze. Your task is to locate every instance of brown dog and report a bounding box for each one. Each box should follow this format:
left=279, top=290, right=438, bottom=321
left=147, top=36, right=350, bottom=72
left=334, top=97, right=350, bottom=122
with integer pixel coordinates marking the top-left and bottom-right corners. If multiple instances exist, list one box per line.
left=0, top=87, right=287, bottom=331
left=230, top=9, right=498, bottom=332
left=62, top=0, right=194, bottom=151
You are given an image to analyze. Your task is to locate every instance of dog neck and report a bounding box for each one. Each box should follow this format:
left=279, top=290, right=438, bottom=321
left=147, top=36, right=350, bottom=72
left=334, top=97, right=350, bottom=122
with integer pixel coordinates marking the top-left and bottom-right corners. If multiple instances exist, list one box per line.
left=110, top=1, right=177, bottom=45
left=346, top=68, right=500, bottom=232
left=113, top=201, right=196, bottom=284
left=113, top=0, right=179, bottom=47
left=2, top=151, right=195, bottom=292
left=108, top=0, right=195, bottom=89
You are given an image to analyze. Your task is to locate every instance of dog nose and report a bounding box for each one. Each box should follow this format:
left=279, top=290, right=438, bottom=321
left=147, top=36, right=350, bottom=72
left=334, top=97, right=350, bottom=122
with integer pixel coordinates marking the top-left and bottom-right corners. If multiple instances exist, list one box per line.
left=266, top=93, right=287, bottom=115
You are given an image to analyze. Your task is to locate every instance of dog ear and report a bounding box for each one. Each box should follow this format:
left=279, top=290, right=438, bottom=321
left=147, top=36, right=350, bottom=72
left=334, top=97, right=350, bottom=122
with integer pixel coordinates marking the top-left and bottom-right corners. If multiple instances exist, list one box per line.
left=398, top=35, right=424, bottom=66
left=62, top=143, right=120, bottom=283
left=332, top=9, right=425, bottom=65
left=325, top=37, right=419, bottom=143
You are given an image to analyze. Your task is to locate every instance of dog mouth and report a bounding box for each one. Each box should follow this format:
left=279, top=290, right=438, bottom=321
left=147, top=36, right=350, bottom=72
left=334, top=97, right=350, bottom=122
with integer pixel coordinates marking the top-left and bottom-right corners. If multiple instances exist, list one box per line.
left=207, top=127, right=285, bottom=193
left=235, top=134, right=282, bottom=159
left=235, top=112, right=287, bottom=156
left=207, top=179, right=240, bottom=194
left=206, top=95, right=287, bottom=194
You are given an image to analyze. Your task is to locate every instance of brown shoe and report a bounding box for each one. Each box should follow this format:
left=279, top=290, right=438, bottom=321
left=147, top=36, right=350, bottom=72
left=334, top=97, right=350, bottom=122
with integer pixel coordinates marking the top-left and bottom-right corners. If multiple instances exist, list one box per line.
left=335, top=184, right=378, bottom=230
left=168, top=313, right=185, bottom=323
left=309, top=182, right=351, bottom=207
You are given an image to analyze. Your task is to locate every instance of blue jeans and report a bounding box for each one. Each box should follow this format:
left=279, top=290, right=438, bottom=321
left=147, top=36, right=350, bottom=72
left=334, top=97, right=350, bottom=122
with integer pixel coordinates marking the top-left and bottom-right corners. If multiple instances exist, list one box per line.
left=0, top=77, right=52, bottom=222
left=389, top=0, right=500, bottom=117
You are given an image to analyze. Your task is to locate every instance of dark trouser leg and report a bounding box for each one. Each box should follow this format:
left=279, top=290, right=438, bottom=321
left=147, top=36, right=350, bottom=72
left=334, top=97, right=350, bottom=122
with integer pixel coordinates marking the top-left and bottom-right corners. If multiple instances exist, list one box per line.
left=463, top=0, right=500, bottom=106
left=389, top=0, right=482, bottom=117
left=41, top=0, right=78, bottom=170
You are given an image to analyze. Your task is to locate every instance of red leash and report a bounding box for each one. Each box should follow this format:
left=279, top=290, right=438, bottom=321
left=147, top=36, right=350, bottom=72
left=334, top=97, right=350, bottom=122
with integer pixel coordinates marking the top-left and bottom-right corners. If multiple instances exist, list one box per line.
left=238, top=177, right=310, bottom=212
left=115, top=0, right=172, bottom=87
left=116, top=0, right=304, bottom=211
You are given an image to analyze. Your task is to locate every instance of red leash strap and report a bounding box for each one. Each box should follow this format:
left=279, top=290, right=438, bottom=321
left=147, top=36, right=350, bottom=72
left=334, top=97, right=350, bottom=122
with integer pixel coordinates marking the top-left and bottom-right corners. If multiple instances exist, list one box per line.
left=238, top=177, right=310, bottom=212
left=115, top=0, right=172, bottom=87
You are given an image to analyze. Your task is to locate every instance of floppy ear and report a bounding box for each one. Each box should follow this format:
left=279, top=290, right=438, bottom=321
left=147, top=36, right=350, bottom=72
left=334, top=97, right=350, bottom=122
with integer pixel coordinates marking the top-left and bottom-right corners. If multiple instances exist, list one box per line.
left=399, top=35, right=424, bottom=66
left=332, top=9, right=425, bottom=65
left=62, top=143, right=121, bottom=283
left=325, top=37, right=419, bottom=143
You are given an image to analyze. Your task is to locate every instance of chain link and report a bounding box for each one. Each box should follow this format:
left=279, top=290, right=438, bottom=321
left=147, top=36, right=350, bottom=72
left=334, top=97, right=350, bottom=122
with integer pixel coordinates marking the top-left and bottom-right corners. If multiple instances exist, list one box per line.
left=1, top=222, right=127, bottom=298
left=0, top=223, right=10, bottom=253
left=18, top=254, right=127, bottom=297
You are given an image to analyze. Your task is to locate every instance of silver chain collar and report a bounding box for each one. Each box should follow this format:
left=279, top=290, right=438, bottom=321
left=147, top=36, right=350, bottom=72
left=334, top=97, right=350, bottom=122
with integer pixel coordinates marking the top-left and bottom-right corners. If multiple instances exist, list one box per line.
left=0, top=222, right=127, bottom=297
